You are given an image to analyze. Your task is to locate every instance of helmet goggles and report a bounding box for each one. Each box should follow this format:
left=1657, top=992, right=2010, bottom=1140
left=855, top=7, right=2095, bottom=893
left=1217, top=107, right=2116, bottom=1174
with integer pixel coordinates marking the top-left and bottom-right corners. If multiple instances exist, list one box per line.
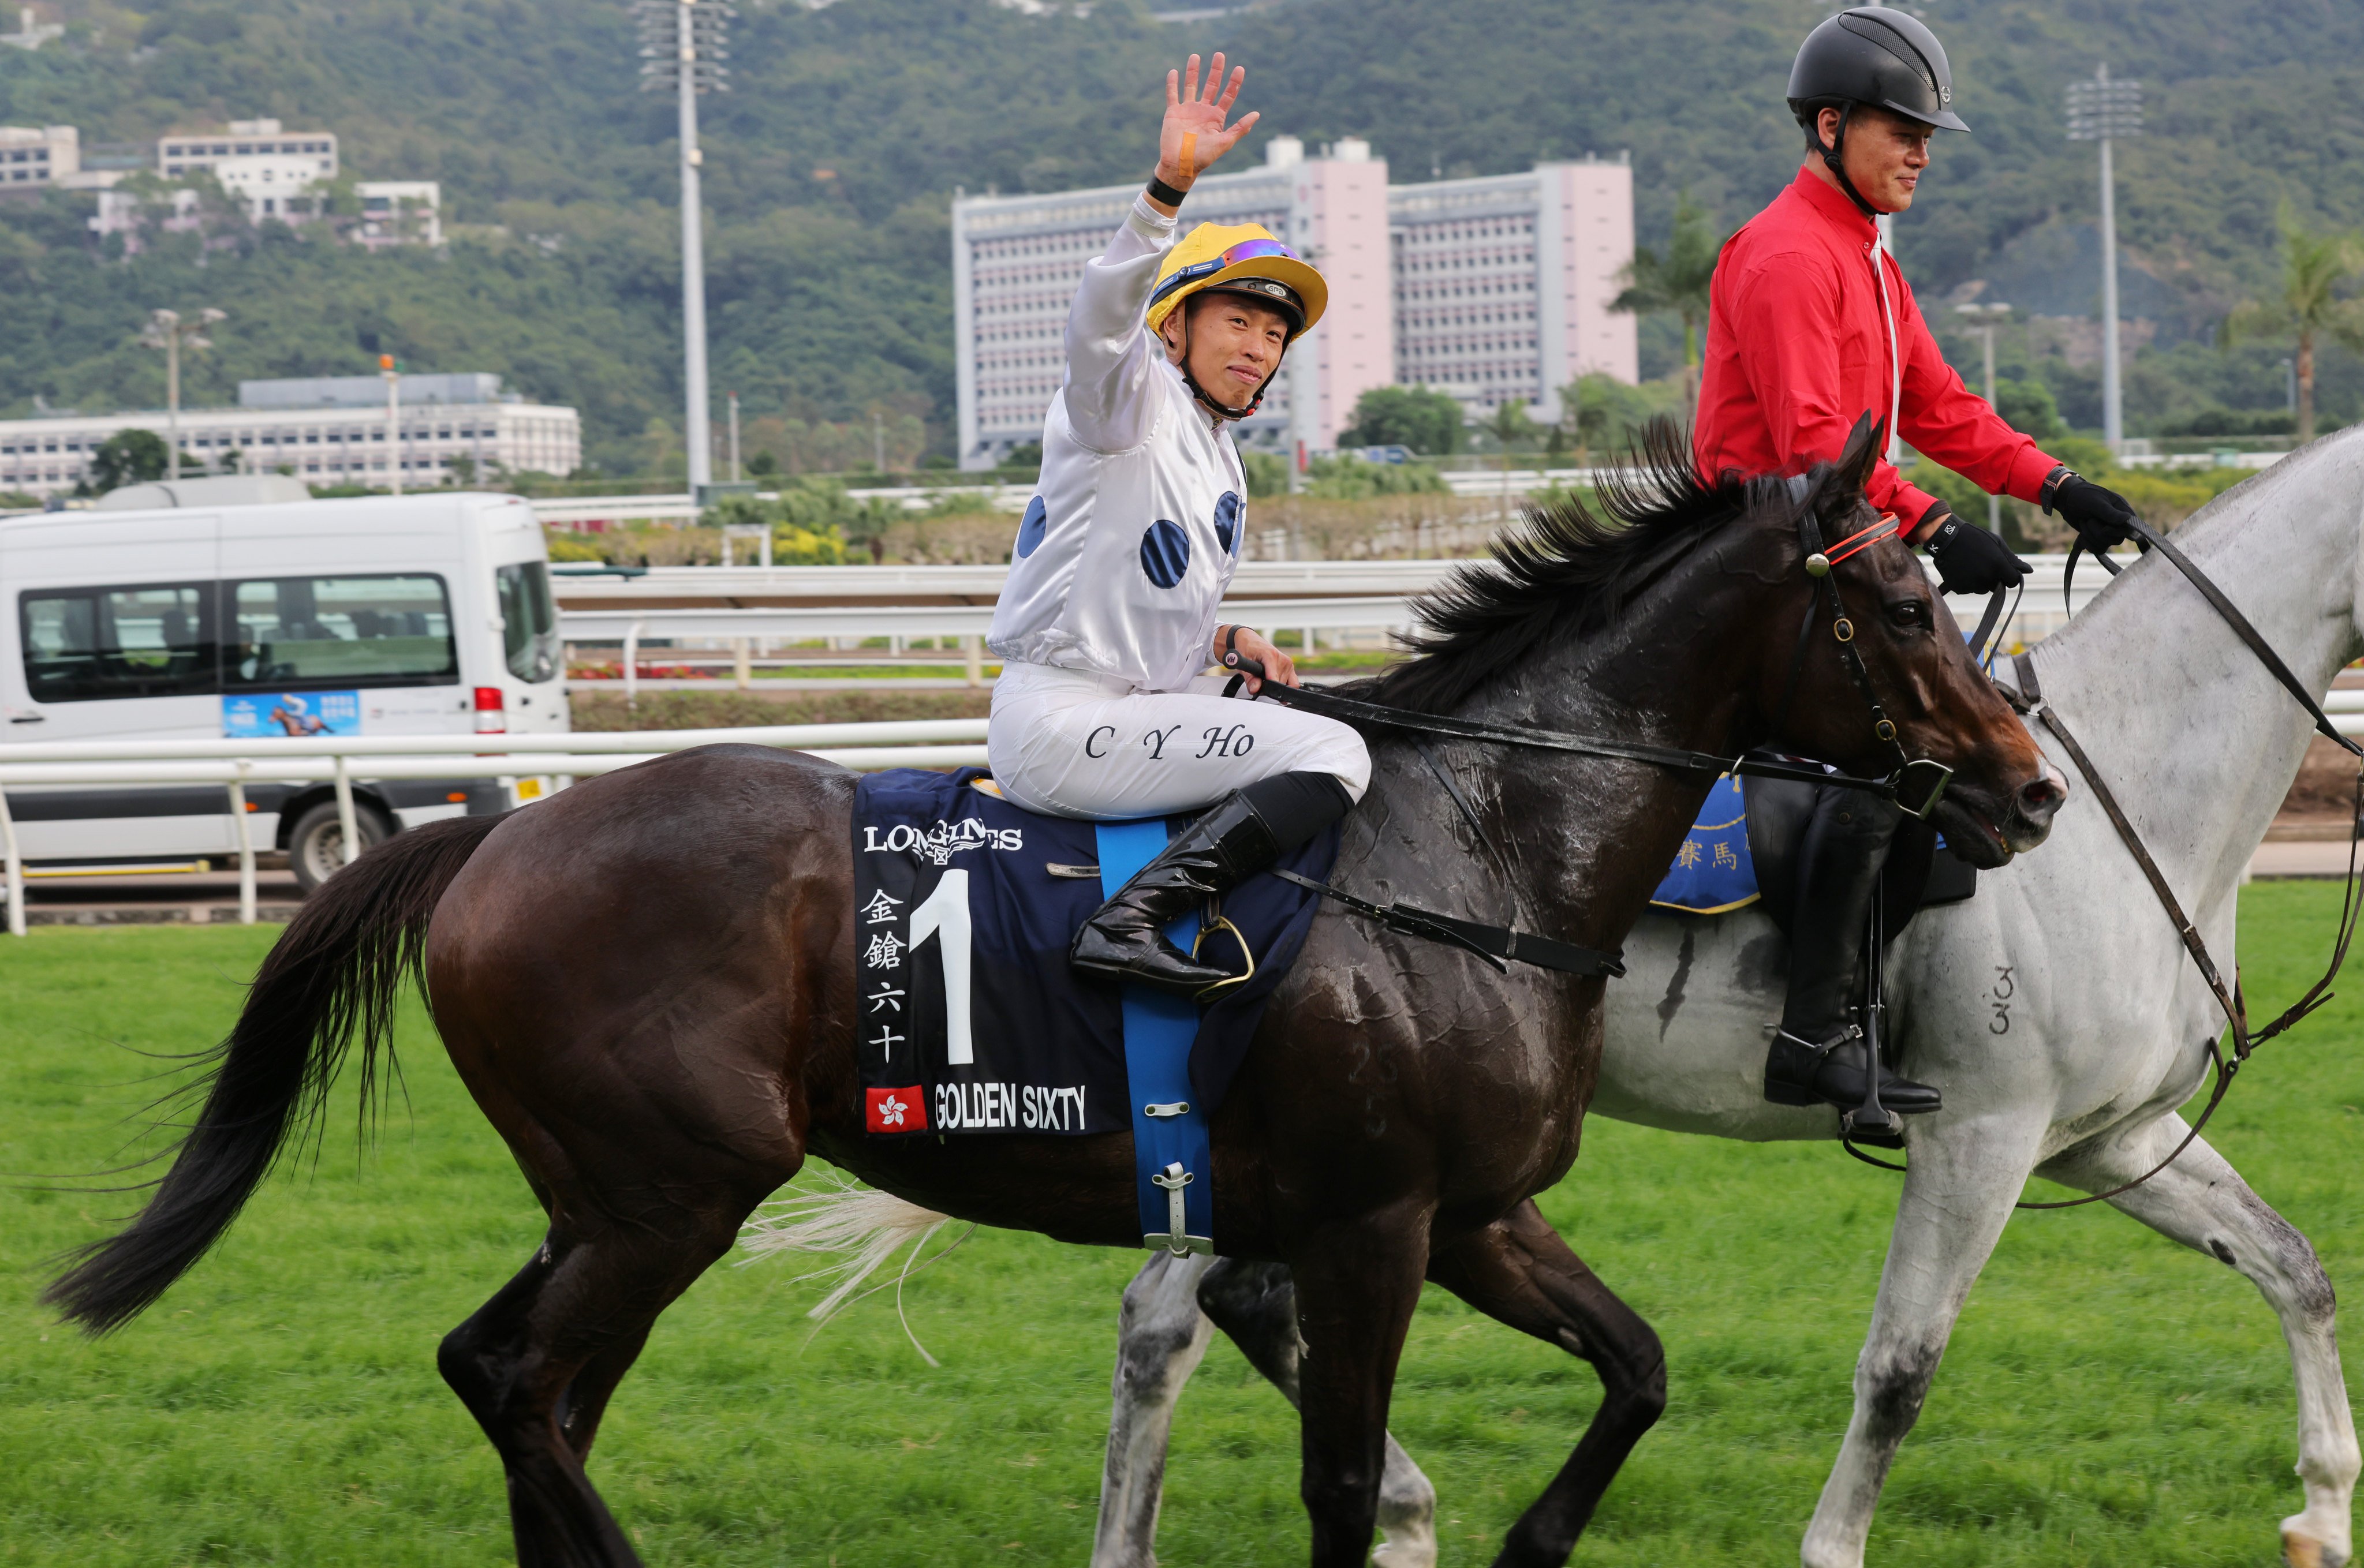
left=1148, top=237, right=1303, bottom=311
left=1145, top=224, right=1329, bottom=343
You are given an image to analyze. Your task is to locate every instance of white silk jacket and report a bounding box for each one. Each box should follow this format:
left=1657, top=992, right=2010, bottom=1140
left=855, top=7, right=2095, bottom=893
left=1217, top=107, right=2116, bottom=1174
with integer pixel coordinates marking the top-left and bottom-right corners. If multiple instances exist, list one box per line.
left=985, top=196, right=1251, bottom=694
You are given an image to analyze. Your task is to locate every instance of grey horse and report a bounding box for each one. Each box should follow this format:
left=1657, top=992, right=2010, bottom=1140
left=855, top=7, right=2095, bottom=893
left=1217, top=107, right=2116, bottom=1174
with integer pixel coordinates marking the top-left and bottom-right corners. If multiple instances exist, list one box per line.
left=1082, top=431, right=2364, bottom=1568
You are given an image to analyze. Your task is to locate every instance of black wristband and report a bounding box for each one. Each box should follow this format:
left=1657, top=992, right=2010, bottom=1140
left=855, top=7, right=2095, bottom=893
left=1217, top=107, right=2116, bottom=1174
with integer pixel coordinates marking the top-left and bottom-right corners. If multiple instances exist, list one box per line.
left=2038, top=464, right=2075, bottom=514
left=1146, top=174, right=1190, bottom=208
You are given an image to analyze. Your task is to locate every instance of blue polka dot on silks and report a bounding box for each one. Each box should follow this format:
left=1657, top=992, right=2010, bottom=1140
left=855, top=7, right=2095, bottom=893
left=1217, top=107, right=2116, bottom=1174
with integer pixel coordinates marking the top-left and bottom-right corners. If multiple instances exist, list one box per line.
left=1014, top=495, right=1048, bottom=559
left=1213, top=491, right=1243, bottom=555
left=1139, top=519, right=1190, bottom=589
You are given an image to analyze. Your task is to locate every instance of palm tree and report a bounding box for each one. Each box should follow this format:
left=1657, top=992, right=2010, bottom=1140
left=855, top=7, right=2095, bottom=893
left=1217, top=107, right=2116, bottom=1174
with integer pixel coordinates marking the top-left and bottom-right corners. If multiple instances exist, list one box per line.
left=2220, top=206, right=2364, bottom=443
left=1612, top=194, right=1726, bottom=410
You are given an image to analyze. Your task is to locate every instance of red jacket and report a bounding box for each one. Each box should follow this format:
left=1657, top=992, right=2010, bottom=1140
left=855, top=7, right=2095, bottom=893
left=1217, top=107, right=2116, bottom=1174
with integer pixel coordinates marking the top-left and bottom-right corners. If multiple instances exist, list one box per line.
left=1694, top=169, right=2058, bottom=538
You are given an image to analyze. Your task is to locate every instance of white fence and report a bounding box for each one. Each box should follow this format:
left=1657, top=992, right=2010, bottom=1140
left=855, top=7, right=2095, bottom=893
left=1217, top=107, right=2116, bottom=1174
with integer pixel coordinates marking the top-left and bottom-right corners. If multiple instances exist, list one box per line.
left=531, top=486, right=1033, bottom=530
left=555, top=556, right=2116, bottom=694
left=0, top=720, right=989, bottom=937
left=548, top=558, right=1464, bottom=607
left=10, top=552, right=2319, bottom=930
left=559, top=596, right=1424, bottom=697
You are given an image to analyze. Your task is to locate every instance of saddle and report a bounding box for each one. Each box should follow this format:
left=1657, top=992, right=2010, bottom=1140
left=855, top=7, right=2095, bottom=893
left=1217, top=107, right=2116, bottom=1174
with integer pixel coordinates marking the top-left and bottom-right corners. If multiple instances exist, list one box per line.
left=1746, top=775, right=1978, bottom=941
left=852, top=766, right=1339, bottom=1254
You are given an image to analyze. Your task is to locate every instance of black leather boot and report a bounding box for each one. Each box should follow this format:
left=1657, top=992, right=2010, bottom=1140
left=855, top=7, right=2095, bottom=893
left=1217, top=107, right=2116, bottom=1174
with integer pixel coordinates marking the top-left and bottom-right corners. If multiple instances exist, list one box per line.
left=1763, top=792, right=1943, bottom=1117
left=1072, top=791, right=1279, bottom=995
left=1764, top=1026, right=1939, bottom=1116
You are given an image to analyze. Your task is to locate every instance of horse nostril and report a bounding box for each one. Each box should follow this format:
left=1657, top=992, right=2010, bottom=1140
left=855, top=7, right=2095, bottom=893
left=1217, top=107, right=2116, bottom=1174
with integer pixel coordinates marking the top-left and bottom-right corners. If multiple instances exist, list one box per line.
left=2018, top=776, right=2066, bottom=818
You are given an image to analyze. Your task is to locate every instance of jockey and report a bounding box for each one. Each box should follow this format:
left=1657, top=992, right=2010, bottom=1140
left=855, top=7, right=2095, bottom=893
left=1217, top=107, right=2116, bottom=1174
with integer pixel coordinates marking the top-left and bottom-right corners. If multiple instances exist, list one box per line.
left=987, top=53, right=1371, bottom=996
left=1697, top=6, right=2138, bottom=1119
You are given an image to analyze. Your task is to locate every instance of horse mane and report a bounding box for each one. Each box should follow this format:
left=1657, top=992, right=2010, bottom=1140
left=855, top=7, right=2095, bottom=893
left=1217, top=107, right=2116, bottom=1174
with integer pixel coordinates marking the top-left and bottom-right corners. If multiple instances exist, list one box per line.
left=1368, top=419, right=1761, bottom=715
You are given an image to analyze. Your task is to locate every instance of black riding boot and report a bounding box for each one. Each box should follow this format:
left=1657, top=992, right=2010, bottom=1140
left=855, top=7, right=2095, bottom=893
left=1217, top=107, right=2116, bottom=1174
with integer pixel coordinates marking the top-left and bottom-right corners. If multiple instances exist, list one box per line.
left=1764, top=792, right=1943, bottom=1117
left=1072, top=773, right=1351, bottom=996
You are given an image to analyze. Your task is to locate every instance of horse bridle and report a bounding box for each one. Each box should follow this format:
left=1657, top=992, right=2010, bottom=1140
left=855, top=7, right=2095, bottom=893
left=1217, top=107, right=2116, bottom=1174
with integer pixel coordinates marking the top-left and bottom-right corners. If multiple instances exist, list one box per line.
left=1850, top=528, right=2364, bottom=1207
left=1775, top=482, right=1955, bottom=818
left=1230, top=496, right=1958, bottom=819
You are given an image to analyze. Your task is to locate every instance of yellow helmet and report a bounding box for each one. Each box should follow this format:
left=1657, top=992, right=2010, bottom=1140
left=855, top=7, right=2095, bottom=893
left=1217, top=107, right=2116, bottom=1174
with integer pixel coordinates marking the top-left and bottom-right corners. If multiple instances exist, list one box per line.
left=1145, top=222, right=1329, bottom=342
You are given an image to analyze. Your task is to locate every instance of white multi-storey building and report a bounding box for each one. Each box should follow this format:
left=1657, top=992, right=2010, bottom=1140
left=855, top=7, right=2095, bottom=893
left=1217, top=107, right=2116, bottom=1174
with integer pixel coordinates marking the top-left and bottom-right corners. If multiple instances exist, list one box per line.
left=91, top=177, right=443, bottom=249
left=158, top=118, right=339, bottom=221
left=0, top=123, right=75, bottom=190
left=0, top=374, right=580, bottom=498
left=951, top=143, right=1636, bottom=465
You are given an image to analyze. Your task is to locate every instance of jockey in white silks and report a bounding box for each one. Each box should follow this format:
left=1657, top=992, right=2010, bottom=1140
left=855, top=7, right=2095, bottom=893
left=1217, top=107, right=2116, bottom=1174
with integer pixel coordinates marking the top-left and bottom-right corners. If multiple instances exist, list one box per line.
left=986, top=53, right=1370, bottom=996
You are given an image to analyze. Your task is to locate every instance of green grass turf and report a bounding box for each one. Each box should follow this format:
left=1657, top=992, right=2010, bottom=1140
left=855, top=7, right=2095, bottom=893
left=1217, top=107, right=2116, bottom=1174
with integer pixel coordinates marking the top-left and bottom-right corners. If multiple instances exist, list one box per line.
left=1, top=886, right=2357, bottom=1566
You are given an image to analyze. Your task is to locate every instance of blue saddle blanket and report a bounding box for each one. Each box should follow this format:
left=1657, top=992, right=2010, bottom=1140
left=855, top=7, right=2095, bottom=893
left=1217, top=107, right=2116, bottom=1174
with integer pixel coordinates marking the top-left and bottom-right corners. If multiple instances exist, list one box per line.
left=1649, top=774, right=1761, bottom=915
left=851, top=768, right=1338, bottom=1139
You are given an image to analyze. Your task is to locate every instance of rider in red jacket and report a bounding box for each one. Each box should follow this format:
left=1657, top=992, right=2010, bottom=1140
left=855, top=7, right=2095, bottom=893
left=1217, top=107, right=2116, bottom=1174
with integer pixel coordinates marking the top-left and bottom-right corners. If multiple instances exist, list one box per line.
left=1698, top=7, right=2138, bottom=1129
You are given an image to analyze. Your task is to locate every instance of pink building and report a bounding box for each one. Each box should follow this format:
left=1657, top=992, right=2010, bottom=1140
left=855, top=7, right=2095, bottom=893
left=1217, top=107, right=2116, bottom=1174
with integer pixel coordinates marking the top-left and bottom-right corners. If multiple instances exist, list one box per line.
left=1388, top=156, right=1638, bottom=421
left=1280, top=148, right=1395, bottom=459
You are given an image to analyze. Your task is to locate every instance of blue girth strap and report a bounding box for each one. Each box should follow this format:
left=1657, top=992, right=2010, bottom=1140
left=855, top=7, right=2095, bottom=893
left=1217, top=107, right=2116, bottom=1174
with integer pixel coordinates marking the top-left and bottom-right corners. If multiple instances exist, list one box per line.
left=1095, top=818, right=1215, bottom=1255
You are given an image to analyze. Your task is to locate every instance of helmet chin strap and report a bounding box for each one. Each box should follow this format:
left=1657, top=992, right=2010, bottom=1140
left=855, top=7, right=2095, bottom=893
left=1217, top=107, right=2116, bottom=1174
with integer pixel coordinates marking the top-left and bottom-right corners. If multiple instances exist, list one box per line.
left=1171, top=306, right=1286, bottom=422
left=1819, top=103, right=1885, bottom=222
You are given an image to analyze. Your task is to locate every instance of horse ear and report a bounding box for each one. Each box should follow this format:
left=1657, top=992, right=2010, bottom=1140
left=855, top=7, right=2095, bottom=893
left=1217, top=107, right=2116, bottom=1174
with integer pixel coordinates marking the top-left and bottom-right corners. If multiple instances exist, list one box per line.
left=1833, top=412, right=1883, bottom=497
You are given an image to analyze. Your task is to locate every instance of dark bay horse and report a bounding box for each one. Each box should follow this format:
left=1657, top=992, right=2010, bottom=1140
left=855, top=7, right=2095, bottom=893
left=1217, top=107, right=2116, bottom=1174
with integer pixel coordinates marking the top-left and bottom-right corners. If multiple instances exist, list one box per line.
left=48, top=424, right=2062, bottom=1568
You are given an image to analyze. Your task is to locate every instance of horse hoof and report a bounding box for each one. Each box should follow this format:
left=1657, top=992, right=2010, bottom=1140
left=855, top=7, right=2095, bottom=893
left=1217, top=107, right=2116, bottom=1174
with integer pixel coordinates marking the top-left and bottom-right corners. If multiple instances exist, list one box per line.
left=2283, top=1526, right=2348, bottom=1568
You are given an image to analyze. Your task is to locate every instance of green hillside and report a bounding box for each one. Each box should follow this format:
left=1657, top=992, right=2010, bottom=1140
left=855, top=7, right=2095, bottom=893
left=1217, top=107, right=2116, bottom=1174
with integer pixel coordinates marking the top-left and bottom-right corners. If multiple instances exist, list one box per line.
left=2, top=0, right=2359, bottom=470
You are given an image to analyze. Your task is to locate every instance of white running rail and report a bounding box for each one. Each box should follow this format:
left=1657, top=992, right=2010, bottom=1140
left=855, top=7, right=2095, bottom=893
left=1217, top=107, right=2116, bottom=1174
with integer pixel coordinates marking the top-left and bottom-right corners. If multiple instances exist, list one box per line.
left=559, top=596, right=1424, bottom=700
left=0, top=719, right=990, bottom=937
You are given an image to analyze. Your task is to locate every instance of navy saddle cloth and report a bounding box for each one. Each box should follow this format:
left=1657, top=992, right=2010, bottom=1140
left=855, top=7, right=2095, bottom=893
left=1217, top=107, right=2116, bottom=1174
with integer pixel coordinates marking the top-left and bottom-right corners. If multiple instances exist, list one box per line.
left=852, top=767, right=1338, bottom=1141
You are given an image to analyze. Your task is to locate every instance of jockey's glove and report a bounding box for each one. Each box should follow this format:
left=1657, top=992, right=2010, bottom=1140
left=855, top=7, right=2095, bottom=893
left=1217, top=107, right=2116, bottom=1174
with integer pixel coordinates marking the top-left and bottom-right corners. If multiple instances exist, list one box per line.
left=1924, top=507, right=2033, bottom=597
left=2043, top=469, right=2141, bottom=551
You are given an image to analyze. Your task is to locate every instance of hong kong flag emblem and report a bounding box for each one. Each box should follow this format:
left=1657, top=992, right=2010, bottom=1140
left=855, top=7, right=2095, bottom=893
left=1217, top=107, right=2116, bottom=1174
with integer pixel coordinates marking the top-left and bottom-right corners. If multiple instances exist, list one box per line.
left=866, top=1085, right=927, bottom=1133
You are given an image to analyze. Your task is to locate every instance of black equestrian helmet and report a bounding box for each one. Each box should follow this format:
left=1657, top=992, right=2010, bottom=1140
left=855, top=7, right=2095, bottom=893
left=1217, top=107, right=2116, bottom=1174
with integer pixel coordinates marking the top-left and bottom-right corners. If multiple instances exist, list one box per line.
left=1787, top=6, right=1970, bottom=134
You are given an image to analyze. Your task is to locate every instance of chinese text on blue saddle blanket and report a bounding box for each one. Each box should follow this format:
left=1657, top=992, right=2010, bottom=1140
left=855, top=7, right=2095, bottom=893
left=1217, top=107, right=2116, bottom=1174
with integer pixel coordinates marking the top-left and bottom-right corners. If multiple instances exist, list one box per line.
left=852, top=767, right=1335, bottom=1139
left=1649, top=773, right=1760, bottom=915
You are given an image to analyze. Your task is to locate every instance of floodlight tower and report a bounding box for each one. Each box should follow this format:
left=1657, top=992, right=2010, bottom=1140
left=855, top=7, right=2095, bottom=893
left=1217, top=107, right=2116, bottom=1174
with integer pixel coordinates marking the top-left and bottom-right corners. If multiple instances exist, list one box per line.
left=638, top=0, right=734, bottom=495
left=2066, top=63, right=2142, bottom=453
left=1954, top=300, right=2012, bottom=533
left=138, top=307, right=225, bottom=482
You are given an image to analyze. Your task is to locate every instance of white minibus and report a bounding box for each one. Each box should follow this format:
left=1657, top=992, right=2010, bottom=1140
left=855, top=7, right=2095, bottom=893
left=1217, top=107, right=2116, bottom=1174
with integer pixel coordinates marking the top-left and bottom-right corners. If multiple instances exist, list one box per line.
left=1, top=482, right=566, bottom=890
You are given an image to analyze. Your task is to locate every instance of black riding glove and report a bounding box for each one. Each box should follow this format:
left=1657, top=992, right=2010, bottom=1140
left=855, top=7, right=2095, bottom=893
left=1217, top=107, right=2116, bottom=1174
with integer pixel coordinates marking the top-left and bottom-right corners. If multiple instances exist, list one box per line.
left=1923, top=506, right=2033, bottom=596
left=2044, top=469, right=2140, bottom=550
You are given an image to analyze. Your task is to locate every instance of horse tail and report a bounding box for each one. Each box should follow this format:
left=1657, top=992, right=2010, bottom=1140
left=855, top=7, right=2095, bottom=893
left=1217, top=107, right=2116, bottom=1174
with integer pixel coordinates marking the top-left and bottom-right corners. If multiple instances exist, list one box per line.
left=740, top=1175, right=955, bottom=1323
left=44, top=812, right=504, bottom=1335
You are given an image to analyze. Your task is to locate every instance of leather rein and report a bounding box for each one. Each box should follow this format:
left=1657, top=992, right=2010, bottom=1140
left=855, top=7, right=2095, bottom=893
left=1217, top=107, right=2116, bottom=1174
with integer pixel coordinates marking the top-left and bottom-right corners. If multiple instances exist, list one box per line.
left=1220, top=497, right=1956, bottom=981
left=1969, top=529, right=2364, bottom=1207
left=1231, top=500, right=1957, bottom=819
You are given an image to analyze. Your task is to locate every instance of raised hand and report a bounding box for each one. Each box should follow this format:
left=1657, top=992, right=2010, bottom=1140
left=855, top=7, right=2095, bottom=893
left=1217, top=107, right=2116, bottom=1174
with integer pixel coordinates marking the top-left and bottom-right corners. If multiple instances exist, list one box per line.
left=1156, top=53, right=1257, bottom=195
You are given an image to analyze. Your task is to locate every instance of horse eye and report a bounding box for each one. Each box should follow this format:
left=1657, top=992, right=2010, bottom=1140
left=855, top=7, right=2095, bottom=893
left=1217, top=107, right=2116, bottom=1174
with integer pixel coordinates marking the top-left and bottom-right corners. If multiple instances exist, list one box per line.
left=1887, top=600, right=1930, bottom=630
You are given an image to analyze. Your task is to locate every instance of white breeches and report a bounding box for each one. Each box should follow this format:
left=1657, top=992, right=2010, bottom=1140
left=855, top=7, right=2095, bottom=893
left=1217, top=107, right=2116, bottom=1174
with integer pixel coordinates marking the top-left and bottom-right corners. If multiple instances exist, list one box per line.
left=987, top=661, right=1372, bottom=821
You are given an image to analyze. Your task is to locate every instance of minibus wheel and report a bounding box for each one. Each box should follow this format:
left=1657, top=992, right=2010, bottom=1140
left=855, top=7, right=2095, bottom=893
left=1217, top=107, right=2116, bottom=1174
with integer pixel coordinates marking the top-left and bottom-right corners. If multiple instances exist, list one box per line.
left=288, top=800, right=393, bottom=893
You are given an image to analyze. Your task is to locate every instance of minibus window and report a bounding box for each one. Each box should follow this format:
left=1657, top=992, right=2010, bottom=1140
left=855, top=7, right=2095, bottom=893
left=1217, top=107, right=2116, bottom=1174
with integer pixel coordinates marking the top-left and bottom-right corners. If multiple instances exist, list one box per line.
left=495, top=561, right=560, bottom=683
left=227, top=574, right=457, bottom=689
left=20, top=583, right=219, bottom=702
